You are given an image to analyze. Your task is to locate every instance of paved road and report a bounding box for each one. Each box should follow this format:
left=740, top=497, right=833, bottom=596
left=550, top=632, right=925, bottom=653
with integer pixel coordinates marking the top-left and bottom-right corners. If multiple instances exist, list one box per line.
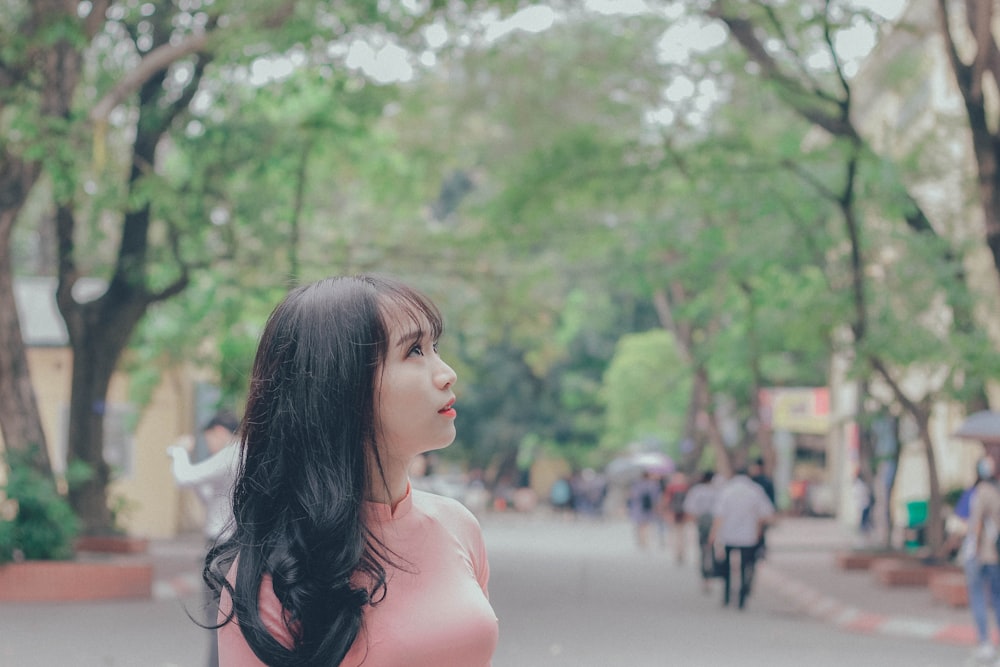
left=484, top=514, right=972, bottom=667
left=0, top=513, right=978, bottom=666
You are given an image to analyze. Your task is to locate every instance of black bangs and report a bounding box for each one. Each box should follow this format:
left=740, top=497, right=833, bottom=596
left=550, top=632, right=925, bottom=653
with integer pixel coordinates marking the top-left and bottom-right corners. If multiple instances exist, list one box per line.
left=365, top=275, right=445, bottom=344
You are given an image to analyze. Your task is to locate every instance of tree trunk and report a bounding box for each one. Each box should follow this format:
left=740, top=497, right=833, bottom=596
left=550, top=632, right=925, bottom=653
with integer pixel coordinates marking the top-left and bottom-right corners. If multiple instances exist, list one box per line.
left=652, top=286, right=733, bottom=476
left=915, top=408, right=944, bottom=557
left=65, top=356, right=114, bottom=534
left=0, top=212, right=51, bottom=476
left=694, top=366, right=732, bottom=478
left=61, top=287, right=149, bottom=535
left=0, top=139, right=51, bottom=475
left=679, top=384, right=706, bottom=473
left=740, top=282, right=774, bottom=472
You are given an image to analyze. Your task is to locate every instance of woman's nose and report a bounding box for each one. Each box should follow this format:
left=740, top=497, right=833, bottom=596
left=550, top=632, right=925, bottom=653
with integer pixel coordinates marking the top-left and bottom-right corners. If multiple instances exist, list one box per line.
left=437, top=359, right=457, bottom=389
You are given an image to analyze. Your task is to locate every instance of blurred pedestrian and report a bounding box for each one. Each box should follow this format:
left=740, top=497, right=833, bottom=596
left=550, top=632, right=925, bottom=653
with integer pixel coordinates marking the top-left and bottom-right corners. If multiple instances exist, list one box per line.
left=204, top=274, right=498, bottom=666
left=663, top=471, right=690, bottom=564
left=709, top=466, right=775, bottom=610
left=749, top=457, right=775, bottom=559
left=852, top=473, right=874, bottom=538
left=572, top=468, right=607, bottom=518
left=628, top=470, right=663, bottom=550
left=965, top=456, right=1000, bottom=663
left=683, top=470, right=720, bottom=592
left=550, top=475, right=575, bottom=517
left=167, top=409, right=240, bottom=667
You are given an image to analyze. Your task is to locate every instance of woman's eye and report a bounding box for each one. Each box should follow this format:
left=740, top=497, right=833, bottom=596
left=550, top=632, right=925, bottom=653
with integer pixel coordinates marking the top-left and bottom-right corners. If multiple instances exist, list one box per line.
left=407, top=340, right=439, bottom=357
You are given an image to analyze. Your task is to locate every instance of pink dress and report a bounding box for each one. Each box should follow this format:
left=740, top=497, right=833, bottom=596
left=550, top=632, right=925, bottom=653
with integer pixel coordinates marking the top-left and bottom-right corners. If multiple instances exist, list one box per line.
left=218, top=485, right=498, bottom=666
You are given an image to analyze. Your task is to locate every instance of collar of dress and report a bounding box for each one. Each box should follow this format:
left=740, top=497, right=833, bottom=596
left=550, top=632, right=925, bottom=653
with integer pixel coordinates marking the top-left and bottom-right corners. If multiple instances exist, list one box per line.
left=366, top=482, right=414, bottom=523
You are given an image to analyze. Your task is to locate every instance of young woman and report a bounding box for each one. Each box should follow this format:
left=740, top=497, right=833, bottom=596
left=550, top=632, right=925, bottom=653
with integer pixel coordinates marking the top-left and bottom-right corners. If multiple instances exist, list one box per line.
left=205, top=274, right=498, bottom=666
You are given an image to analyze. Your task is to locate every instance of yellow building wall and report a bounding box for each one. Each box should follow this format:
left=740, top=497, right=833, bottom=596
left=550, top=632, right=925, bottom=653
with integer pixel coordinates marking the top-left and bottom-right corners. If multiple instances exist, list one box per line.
left=108, top=364, right=196, bottom=539
left=24, top=347, right=72, bottom=470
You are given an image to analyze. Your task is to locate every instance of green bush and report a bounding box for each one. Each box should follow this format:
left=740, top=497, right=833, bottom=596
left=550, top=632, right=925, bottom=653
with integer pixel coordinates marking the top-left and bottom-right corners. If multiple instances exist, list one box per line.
left=0, top=450, right=80, bottom=563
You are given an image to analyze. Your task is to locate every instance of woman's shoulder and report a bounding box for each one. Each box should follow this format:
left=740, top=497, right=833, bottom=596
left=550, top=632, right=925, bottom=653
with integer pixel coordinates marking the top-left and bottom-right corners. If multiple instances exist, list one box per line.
left=412, top=488, right=482, bottom=532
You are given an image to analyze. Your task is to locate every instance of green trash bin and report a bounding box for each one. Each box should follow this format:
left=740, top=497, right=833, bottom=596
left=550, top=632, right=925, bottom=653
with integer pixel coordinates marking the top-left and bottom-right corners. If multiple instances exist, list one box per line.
left=904, top=500, right=928, bottom=550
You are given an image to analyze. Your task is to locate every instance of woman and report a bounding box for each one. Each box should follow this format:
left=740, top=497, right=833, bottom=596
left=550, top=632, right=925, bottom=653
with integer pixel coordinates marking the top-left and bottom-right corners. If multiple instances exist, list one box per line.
left=962, top=456, right=1000, bottom=662
left=205, top=275, right=498, bottom=666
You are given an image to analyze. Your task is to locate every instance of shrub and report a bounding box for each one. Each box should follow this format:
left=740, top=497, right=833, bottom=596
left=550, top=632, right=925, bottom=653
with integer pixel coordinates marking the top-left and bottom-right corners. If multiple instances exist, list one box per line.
left=0, top=450, right=80, bottom=562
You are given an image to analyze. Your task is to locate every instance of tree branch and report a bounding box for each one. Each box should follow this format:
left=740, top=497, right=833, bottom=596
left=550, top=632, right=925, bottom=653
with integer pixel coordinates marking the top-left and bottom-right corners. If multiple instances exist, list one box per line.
left=965, top=0, right=992, bottom=100
left=89, top=31, right=210, bottom=123
left=822, top=0, right=852, bottom=112
left=708, top=3, right=859, bottom=140
left=937, top=0, right=972, bottom=91
left=84, top=0, right=112, bottom=40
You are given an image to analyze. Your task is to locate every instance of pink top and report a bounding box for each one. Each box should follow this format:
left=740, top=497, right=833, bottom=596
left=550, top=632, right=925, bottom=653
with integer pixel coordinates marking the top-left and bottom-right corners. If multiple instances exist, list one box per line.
left=218, top=485, right=498, bottom=666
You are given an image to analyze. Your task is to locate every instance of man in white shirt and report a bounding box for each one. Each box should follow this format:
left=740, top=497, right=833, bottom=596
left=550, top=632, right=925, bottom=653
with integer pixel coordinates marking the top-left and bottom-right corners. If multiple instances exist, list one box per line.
left=709, top=467, right=776, bottom=610
left=167, top=409, right=240, bottom=667
left=168, top=410, right=240, bottom=541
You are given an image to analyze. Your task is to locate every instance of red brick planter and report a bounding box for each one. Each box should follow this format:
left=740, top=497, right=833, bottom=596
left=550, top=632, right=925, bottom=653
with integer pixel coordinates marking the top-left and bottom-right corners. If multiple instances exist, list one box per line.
left=870, top=557, right=960, bottom=588
left=928, top=571, right=969, bottom=608
left=835, top=550, right=915, bottom=571
left=75, top=535, right=150, bottom=554
left=0, top=559, right=153, bottom=602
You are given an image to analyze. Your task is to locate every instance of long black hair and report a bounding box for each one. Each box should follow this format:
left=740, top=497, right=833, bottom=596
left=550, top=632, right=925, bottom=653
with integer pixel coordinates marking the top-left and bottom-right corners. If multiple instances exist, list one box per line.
left=204, top=274, right=444, bottom=666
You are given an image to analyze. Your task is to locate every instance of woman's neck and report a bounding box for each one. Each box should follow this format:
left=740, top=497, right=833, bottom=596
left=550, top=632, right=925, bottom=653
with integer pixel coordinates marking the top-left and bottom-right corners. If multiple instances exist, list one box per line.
left=368, top=458, right=411, bottom=506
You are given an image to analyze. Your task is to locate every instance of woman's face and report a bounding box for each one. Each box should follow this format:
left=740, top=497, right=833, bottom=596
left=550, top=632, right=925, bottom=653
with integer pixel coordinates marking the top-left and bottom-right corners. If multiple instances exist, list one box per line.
left=373, top=309, right=458, bottom=467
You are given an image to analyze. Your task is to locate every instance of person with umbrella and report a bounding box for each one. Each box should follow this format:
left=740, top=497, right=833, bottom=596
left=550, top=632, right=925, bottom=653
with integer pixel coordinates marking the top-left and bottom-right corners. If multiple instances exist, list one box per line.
left=628, top=469, right=664, bottom=550
left=954, top=413, right=1000, bottom=663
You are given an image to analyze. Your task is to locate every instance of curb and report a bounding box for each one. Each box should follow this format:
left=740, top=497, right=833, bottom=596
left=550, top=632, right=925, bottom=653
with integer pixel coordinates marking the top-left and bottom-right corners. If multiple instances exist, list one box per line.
left=758, top=564, right=977, bottom=647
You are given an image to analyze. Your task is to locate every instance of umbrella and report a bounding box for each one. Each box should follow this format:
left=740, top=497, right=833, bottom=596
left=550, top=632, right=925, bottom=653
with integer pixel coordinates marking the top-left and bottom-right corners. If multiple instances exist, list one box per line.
left=954, top=410, right=1000, bottom=445
left=605, top=451, right=675, bottom=483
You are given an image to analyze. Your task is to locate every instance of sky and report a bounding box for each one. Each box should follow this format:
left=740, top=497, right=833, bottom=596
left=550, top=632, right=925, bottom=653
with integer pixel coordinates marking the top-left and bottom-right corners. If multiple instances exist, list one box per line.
left=247, top=1, right=912, bottom=89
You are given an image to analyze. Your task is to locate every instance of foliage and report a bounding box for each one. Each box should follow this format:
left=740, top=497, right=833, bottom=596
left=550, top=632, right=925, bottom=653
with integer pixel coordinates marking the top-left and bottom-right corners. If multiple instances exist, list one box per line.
left=4, top=1, right=1000, bottom=536
left=602, top=329, right=690, bottom=459
left=0, top=451, right=85, bottom=563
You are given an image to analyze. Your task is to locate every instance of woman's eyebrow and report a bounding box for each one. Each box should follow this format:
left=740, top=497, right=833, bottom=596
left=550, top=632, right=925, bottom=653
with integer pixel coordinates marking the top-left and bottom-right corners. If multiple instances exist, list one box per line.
left=395, top=328, right=424, bottom=349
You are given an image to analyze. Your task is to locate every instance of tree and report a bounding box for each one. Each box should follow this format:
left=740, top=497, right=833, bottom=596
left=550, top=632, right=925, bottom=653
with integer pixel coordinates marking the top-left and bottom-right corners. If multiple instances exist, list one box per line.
left=936, top=0, right=1000, bottom=292
left=602, top=330, right=690, bottom=456
left=0, top=0, right=111, bottom=480
left=702, top=0, right=1000, bottom=553
left=391, top=5, right=843, bottom=480
left=1, top=0, right=521, bottom=534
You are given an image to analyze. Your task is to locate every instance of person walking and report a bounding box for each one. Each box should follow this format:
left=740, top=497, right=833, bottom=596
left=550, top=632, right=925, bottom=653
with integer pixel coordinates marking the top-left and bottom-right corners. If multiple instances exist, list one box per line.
left=167, top=409, right=241, bottom=667
left=749, top=457, right=775, bottom=559
left=853, top=473, right=874, bottom=539
left=663, top=471, right=690, bottom=565
left=966, top=456, right=1000, bottom=663
left=628, top=470, right=663, bottom=550
left=204, top=274, right=498, bottom=666
left=709, top=466, right=775, bottom=610
left=682, top=470, right=721, bottom=592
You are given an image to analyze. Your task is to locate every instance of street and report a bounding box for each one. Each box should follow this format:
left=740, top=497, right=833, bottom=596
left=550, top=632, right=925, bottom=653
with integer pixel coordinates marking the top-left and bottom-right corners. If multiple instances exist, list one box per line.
left=0, top=512, right=976, bottom=666
left=485, top=514, right=969, bottom=667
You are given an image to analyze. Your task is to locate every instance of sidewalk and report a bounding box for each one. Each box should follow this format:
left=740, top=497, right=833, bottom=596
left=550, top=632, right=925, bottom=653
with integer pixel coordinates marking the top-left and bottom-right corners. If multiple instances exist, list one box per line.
left=148, top=531, right=207, bottom=601
left=758, top=516, right=978, bottom=647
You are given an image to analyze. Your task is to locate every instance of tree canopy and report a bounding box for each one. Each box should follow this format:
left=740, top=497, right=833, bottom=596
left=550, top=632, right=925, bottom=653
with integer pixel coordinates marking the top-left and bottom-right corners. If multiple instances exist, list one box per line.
left=2, top=0, right=999, bottom=548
